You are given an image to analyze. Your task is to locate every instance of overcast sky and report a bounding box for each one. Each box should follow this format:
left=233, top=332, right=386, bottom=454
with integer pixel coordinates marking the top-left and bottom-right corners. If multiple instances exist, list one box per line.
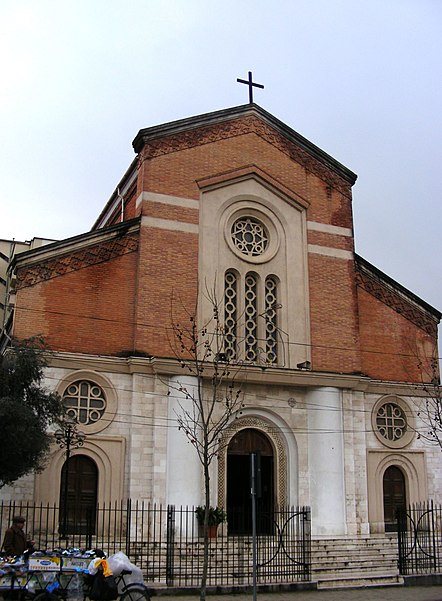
left=1, top=0, right=441, bottom=319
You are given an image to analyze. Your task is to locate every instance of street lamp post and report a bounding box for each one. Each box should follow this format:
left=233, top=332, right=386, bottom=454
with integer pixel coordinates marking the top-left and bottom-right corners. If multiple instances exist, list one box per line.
left=55, top=418, right=86, bottom=539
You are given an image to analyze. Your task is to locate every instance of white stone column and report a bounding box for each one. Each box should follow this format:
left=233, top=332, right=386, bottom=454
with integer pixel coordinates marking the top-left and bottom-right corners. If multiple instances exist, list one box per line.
left=307, top=387, right=346, bottom=535
left=166, top=375, right=202, bottom=507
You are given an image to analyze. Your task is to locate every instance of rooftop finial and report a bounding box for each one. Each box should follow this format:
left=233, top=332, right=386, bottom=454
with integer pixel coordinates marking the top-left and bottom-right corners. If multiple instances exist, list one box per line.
left=236, top=71, right=264, bottom=103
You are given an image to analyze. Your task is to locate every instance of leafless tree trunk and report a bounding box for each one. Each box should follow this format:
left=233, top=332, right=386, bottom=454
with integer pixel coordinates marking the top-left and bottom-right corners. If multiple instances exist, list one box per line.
left=168, top=290, right=245, bottom=601
left=415, top=346, right=442, bottom=449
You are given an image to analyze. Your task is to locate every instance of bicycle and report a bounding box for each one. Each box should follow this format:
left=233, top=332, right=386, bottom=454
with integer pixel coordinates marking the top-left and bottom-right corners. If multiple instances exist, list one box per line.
left=114, top=570, right=151, bottom=601
left=31, top=569, right=151, bottom=601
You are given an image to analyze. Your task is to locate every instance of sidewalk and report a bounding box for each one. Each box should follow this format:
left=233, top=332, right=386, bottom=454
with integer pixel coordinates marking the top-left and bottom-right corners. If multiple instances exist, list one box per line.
left=152, top=583, right=442, bottom=601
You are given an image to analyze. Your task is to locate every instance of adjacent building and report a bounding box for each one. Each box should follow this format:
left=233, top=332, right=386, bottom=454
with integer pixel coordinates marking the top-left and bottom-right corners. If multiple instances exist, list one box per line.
left=0, top=237, right=55, bottom=351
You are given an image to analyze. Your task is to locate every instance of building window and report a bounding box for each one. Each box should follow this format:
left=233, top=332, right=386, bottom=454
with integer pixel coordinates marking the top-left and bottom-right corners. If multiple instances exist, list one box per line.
left=372, top=396, right=415, bottom=449
left=244, top=272, right=258, bottom=362
left=265, top=276, right=278, bottom=365
left=231, top=217, right=269, bottom=257
left=223, top=271, right=279, bottom=365
left=63, top=380, right=106, bottom=425
left=224, top=270, right=238, bottom=360
left=376, top=403, right=407, bottom=441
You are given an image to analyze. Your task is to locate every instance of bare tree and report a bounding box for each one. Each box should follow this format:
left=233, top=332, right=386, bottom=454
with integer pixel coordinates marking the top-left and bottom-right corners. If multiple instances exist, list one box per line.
left=168, top=289, right=245, bottom=601
left=415, top=346, right=442, bottom=449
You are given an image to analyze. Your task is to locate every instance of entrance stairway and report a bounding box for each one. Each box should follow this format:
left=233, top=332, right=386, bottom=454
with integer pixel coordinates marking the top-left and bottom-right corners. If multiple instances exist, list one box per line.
left=311, top=535, right=403, bottom=589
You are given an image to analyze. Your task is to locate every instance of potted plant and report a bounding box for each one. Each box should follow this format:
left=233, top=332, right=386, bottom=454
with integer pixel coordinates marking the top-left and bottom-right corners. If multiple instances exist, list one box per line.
left=195, top=506, right=227, bottom=538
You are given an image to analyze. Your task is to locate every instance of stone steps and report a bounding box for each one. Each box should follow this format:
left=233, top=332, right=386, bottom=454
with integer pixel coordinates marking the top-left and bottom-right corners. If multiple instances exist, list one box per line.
left=132, top=534, right=403, bottom=590
left=317, top=574, right=404, bottom=590
left=311, top=536, right=402, bottom=589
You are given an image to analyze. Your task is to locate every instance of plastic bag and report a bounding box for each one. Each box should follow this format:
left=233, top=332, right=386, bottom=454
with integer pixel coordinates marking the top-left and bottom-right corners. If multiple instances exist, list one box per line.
left=107, top=552, right=143, bottom=586
left=109, top=551, right=143, bottom=584
left=67, top=570, right=83, bottom=601
left=87, top=559, right=99, bottom=575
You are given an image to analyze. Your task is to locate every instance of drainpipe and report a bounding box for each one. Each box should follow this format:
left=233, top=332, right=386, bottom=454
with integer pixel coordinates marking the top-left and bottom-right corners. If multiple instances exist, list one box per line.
left=117, top=188, right=125, bottom=222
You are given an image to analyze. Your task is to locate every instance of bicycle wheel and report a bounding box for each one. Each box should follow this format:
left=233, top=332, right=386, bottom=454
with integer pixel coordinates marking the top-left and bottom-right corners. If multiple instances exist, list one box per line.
left=120, top=586, right=151, bottom=601
left=32, top=592, right=61, bottom=601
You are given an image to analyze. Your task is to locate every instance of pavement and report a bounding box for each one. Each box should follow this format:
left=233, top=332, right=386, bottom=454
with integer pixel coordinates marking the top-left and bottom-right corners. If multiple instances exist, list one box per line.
left=151, top=583, right=442, bottom=601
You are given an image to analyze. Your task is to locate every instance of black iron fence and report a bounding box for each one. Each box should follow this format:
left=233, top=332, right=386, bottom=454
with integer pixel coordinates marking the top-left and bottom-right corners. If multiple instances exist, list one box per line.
left=0, top=501, right=311, bottom=587
left=397, top=501, right=442, bottom=575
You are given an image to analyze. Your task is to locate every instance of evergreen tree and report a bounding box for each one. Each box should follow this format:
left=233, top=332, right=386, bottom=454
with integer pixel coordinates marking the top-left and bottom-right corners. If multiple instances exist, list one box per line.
left=0, top=337, right=65, bottom=488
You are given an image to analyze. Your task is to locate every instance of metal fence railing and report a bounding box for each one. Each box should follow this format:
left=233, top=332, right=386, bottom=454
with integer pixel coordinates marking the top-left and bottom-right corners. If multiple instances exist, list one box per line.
left=0, top=501, right=311, bottom=587
left=397, top=500, right=442, bottom=575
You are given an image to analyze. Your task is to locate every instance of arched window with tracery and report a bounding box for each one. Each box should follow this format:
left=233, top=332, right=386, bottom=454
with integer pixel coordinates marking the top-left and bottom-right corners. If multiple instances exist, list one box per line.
left=265, top=275, right=278, bottom=365
left=244, top=272, right=259, bottom=362
left=223, top=270, right=279, bottom=365
left=224, top=270, right=238, bottom=360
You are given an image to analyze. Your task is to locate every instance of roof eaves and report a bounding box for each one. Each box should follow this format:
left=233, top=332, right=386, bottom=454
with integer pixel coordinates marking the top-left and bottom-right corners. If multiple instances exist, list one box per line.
left=355, top=253, right=441, bottom=320
left=11, top=217, right=141, bottom=270
left=132, top=104, right=357, bottom=185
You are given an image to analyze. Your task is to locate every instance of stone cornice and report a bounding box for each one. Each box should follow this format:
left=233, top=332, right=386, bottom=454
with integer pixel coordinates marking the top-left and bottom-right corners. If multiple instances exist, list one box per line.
left=196, top=165, right=310, bottom=210
left=355, top=254, right=440, bottom=337
left=46, top=351, right=374, bottom=391
left=134, top=104, right=357, bottom=197
left=47, top=352, right=433, bottom=393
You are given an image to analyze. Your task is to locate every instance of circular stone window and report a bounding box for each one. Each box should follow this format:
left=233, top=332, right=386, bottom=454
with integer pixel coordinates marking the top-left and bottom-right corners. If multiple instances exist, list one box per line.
left=57, top=370, right=116, bottom=434
left=372, top=396, right=414, bottom=449
left=63, top=380, right=107, bottom=426
left=224, top=207, right=280, bottom=264
left=231, top=217, right=269, bottom=257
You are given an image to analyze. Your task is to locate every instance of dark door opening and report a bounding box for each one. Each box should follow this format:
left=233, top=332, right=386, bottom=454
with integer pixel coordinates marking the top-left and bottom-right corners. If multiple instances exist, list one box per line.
left=227, top=428, right=274, bottom=535
left=383, top=465, right=406, bottom=532
left=60, top=455, right=98, bottom=535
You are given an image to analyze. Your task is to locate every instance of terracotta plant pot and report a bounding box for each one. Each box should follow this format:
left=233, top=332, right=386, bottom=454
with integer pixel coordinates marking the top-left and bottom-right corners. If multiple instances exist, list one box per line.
left=198, top=524, right=218, bottom=538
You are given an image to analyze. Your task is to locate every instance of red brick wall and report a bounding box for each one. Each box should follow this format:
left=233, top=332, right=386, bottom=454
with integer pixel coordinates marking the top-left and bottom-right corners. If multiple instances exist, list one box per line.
left=357, top=287, right=436, bottom=382
left=132, top=225, right=199, bottom=357
left=14, top=250, right=138, bottom=355
left=309, top=254, right=361, bottom=373
left=138, top=132, right=353, bottom=229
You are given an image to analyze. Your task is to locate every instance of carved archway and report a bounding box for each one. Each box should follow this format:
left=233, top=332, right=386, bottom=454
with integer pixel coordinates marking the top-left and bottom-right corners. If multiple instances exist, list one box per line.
left=218, top=416, right=287, bottom=509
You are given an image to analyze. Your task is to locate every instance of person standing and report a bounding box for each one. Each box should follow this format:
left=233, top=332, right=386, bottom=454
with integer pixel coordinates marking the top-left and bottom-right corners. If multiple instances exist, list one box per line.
left=1, top=516, right=34, bottom=556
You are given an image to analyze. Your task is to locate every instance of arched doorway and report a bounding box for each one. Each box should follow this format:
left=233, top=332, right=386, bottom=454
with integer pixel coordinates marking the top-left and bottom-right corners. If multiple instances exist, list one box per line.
left=383, top=465, right=406, bottom=532
left=227, top=428, right=274, bottom=535
left=59, top=455, right=98, bottom=535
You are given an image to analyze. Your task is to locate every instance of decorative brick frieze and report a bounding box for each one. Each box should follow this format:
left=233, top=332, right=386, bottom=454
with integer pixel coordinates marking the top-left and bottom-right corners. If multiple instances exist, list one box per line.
left=356, top=268, right=438, bottom=337
left=138, top=115, right=352, bottom=197
left=16, top=235, right=139, bottom=290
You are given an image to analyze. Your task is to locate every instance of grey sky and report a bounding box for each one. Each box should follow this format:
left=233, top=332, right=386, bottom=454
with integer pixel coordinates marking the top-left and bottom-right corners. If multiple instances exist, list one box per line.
left=1, top=0, right=441, bottom=318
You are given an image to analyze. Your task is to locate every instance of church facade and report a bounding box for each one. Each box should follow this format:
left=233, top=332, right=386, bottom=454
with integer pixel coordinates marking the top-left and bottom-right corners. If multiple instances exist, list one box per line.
left=3, top=104, right=440, bottom=538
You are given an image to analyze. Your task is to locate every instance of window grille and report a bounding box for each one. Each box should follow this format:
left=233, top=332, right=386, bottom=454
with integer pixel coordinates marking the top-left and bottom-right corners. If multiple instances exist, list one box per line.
left=63, top=380, right=106, bottom=425
left=231, top=217, right=269, bottom=257
left=224, top=270, right=237, bottom=360
left=223, top=270, right=279, bottom=365
left=244, top=272, right=258, bottom=362
left=376, top=403, right=407, bottom=441
left=265, top=276, right=278, bottom=365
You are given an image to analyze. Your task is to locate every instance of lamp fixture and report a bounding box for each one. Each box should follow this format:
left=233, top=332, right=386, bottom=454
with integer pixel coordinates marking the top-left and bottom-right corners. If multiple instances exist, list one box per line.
left=296, top=361, right=311, bottom=370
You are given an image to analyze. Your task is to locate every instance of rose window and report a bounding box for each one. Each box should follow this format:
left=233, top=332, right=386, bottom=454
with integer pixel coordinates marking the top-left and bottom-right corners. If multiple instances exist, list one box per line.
left=63, top=380, right=107, bottom=425
left=376, top=402, right=407, bottom=441
left=231, top=217, right=269, bottom=257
